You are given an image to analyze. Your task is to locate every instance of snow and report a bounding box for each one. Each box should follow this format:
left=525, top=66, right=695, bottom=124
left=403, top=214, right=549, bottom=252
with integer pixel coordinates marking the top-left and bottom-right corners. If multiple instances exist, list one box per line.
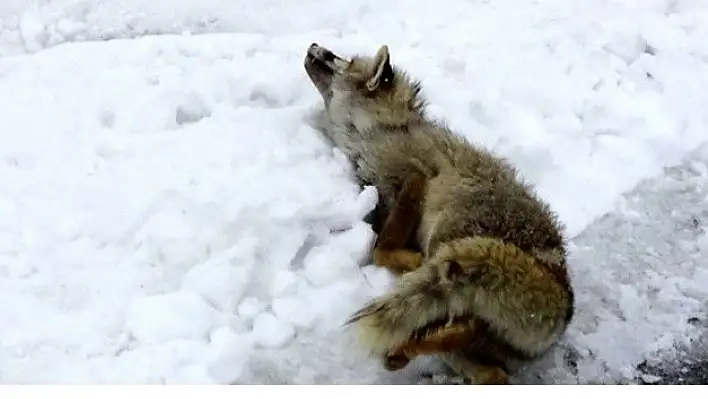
left=545, top=145, right=708, bottom=384
left=698, top=231, right=708, bottom=254
left=206, top=326, right=253, bottom=384
left=125, top=290, right=220, bottom=344
left=251, top=312, right=295, bottom=349
left=0, top=0, right=707, bottom=384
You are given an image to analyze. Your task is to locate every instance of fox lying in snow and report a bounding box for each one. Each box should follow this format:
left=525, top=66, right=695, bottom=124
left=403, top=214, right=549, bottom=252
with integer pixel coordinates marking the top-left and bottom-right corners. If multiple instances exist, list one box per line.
left=303, top=43, right=574, bottom=384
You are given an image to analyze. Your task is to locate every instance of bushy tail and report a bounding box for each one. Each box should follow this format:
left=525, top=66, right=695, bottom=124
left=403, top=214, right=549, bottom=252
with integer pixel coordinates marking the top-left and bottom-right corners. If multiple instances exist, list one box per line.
left=346, top=236, right=574, bottom=359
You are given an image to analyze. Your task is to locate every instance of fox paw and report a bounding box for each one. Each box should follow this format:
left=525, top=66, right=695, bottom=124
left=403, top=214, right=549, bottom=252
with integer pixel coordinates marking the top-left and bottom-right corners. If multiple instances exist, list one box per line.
left=470, top=367, right=509, bottom=385
left=373, top=248, right=423, bottom=274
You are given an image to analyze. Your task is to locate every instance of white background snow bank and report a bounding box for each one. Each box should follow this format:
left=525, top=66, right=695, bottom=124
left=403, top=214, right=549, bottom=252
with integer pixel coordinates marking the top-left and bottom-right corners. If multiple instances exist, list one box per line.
left=0, top=0, right=707, bottom=384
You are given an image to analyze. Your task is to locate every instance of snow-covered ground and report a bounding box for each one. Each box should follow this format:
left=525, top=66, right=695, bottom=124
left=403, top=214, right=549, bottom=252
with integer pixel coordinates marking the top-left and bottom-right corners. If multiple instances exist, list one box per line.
left=515, top=144, right=708, bottom=385
left=1, top=0, right=707, bottom=384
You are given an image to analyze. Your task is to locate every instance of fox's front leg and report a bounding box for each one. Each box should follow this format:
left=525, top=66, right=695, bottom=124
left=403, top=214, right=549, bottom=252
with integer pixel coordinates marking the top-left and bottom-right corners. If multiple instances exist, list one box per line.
left=372, top=171, right=426, bottom=275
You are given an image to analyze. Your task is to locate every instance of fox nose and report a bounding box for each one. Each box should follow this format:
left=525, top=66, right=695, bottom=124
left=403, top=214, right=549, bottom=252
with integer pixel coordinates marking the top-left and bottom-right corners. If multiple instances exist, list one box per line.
left=309, top=43, right=319, bottom=50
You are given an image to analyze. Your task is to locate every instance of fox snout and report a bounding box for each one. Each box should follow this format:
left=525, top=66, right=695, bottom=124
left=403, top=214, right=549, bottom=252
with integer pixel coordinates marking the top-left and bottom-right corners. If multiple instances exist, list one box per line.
left=304, top=43, right=347, bottom=105
left=305, top=43, right=347, bottom=74
left=307, top=43, right=337, bottom=65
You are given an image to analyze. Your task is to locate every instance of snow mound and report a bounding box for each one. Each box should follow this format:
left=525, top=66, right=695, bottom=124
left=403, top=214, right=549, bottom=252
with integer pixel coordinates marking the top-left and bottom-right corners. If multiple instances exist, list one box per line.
left=126, top=290, right=219, bottom=344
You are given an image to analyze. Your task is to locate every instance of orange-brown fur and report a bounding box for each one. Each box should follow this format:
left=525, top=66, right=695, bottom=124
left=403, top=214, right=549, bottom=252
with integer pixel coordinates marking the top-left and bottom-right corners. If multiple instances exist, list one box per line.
left=371, top=170, right=426, bottom=275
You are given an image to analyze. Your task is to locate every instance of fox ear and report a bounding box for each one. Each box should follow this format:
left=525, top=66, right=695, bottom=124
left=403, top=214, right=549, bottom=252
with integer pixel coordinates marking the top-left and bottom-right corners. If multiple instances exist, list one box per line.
left=366, top=45, right=394, bottom=91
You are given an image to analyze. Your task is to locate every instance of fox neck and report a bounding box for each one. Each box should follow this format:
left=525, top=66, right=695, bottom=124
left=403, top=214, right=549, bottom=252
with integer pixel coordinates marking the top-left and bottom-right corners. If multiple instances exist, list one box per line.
left=347, top=108, right=426, bottom=136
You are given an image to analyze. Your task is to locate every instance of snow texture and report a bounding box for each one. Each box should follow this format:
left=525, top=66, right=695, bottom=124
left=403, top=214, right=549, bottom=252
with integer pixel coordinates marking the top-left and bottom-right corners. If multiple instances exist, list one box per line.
left=1, top=0, right=707, bottom=384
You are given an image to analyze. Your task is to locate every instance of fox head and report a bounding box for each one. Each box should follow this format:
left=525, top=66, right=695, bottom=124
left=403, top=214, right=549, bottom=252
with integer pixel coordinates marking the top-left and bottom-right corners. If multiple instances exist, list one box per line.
left=304, top=43, right=427, bottom=132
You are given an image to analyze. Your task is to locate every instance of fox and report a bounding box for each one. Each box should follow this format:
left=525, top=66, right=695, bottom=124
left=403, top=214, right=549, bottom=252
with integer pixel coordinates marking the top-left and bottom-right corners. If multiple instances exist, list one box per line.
left=303, top=43, right=575, bottom=384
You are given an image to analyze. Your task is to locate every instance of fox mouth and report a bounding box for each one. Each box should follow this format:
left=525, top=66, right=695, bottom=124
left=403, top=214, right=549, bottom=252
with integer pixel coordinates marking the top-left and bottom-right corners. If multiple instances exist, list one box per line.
left=307, top=55, right=332, bottom=73
left=304, top=43, right=345, bottom=103
left=305, top=43, right=342, bottom=74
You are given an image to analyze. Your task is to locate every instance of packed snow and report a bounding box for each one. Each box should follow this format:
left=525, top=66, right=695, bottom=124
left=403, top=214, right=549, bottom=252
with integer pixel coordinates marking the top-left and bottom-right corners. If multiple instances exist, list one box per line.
left=1, top=0, right=708, bottom=384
